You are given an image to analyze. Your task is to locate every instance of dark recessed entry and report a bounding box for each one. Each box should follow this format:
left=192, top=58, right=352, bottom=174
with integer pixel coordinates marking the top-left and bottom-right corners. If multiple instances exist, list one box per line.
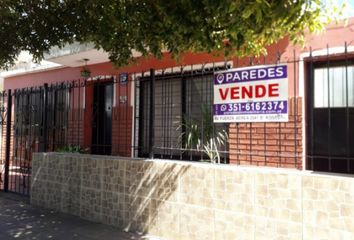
left=91, top=82, right=113, bottom=155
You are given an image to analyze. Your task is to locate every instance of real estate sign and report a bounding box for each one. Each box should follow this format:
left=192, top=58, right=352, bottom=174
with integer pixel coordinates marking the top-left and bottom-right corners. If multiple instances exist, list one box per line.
left=213, top=64, right=288, bottom=123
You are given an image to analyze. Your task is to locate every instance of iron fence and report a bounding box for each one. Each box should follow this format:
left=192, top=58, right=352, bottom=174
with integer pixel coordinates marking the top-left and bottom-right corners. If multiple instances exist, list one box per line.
left=1, top=44, right=354, bottom=196
left=306, top=43, right=354, bottom=174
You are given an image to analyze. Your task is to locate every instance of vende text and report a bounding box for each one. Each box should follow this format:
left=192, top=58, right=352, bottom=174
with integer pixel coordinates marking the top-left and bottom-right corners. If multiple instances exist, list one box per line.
left=219, top=83, right=279, bottom=101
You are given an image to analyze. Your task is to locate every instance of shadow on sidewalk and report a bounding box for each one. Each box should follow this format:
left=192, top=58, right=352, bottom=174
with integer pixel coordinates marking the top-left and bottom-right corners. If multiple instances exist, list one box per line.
left=0, top=192, right=160, bottom=240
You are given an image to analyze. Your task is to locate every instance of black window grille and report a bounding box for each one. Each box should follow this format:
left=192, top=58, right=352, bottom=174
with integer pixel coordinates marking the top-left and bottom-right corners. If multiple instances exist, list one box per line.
left=137, top=66, right=230, bottom=162
left=47, top=84, right=70, bottom=151
left=307, top=56, right=354, bottom=174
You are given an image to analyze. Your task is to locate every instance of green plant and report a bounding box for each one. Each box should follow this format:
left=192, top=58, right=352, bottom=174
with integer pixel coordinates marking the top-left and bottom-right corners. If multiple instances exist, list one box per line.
left=177, top=106, right=228, bottom=164
left=56, top=145, right=85, bottom=154
left=80, top=67, right=91, bottom=78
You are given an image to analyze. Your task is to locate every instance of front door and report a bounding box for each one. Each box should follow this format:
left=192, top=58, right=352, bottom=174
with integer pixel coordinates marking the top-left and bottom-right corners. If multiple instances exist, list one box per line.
left=307, top=59, right=354, bottom=173
left=92, top=82, right=113, bottom=155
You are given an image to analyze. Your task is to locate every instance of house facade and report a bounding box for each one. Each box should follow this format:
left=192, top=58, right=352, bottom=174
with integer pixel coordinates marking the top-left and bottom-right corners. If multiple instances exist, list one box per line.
left=1, top=18, right=354, bottom=196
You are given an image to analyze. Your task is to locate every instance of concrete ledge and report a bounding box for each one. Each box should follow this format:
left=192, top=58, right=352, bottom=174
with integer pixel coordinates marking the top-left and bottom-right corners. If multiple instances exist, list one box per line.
left=31, top=153, right=354, bottom=240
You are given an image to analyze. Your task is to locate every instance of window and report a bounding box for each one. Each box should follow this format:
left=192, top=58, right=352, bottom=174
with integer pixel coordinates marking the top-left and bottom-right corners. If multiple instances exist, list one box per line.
left=307, top=59, right=354, bottom=174
left=314, top=66, right=354, bottom=108
left=138, top=69, right=229, bottom=162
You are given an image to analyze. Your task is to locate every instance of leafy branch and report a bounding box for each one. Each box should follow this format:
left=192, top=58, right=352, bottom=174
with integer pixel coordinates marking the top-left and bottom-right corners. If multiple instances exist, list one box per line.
left=0, top=0, right=346, bottom=69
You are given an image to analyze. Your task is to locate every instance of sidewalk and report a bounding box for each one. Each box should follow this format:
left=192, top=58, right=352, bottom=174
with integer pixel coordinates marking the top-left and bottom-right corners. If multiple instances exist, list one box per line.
left=0, top=193, right=158, bottom=240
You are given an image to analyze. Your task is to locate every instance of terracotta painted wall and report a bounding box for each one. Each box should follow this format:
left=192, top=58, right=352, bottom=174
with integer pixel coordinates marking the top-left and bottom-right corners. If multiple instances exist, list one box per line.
left=4, top=18, right=354, bottom=168
left=4, top=52, right=229, bottom=158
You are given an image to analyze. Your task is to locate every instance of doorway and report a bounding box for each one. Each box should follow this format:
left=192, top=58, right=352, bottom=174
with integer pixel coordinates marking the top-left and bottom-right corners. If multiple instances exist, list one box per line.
left=91, top=82, right=113, bottom=155
left=306, top=59, right=354, bottom=173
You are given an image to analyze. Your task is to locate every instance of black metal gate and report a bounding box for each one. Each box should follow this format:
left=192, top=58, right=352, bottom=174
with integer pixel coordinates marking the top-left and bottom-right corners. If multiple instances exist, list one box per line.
left=91, top=81, right=113, bottom=155
left=0, top=90, right=13, bottom=194
left=0, top=83, right=71, bottom=196
left=306, top=44, right=354, bottom=174
left=0, top=88, right=43, bottom=196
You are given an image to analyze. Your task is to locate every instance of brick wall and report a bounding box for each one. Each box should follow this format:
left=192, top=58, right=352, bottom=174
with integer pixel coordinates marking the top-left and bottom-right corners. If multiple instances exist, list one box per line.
left=111, top=106, right=132, bottom=157
left=67, top=109, right=85, bottom=148
left=229, top=97, right=303, bottom=169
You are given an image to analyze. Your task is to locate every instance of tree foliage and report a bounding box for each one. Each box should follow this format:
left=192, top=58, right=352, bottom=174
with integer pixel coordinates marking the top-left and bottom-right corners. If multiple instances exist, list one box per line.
left=0, top=0, right=344, bottom=69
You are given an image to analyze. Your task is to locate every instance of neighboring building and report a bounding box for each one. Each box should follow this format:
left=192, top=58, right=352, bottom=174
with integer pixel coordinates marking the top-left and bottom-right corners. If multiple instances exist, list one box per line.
left=1, top=19, right=354, bottom=195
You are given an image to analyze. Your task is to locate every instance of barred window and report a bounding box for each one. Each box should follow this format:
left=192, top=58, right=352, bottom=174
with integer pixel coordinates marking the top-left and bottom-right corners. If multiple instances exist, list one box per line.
left=307, top=59, right=354, bottom=174
left=314, top=66, right=354, bottom=108
left=138, top=70, right=229, bottom=162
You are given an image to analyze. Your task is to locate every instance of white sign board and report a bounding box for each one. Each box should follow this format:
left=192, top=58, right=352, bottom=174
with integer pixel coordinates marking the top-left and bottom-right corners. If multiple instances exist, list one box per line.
left=213, top=64, right=288, bottom=123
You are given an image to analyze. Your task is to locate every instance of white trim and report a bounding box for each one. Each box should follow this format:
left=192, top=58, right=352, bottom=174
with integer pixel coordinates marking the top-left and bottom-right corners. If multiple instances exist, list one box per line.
left=2, top=65, right=65, bottom=79
left=298, top=45, right=354, bottom=170
left=140, top=60, right=234, bottom=76
left=113, top=86, right=117, bottom=107
left=86, top=75, right=115, bottom=81
left=82, top=87, right=85, bottom=109
left=299, top=55, right=306, bottom=171
left=298, top=56, right=306, bottom=171
left=299, top=46, right=354, bottom=59
left=131, top=74, right=137, bottom=158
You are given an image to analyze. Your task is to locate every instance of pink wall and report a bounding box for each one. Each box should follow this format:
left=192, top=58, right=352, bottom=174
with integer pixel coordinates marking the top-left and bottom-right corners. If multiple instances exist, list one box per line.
left=4, top=17, right=354, bottom=90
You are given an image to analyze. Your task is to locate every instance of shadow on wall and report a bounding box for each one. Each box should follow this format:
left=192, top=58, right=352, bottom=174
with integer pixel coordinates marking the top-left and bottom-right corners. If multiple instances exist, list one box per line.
left=30, top=153, right=354, bottom=240
left=124, top=160, right=190, bottom=236
left=30, top=153, right=190, bottom=238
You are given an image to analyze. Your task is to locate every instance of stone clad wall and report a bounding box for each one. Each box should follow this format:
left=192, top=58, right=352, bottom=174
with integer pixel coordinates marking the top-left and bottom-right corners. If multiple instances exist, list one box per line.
left=31, top=153, right=354, bottom=240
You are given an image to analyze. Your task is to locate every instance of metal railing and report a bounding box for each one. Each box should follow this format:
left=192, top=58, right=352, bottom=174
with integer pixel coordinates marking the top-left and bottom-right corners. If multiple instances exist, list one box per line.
left=1, top=44, right=354, bottom=196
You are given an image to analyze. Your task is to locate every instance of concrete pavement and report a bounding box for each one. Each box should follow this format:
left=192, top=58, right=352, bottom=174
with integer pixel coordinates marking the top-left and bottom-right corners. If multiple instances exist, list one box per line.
left=0, top=193, right=159, bottom=240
